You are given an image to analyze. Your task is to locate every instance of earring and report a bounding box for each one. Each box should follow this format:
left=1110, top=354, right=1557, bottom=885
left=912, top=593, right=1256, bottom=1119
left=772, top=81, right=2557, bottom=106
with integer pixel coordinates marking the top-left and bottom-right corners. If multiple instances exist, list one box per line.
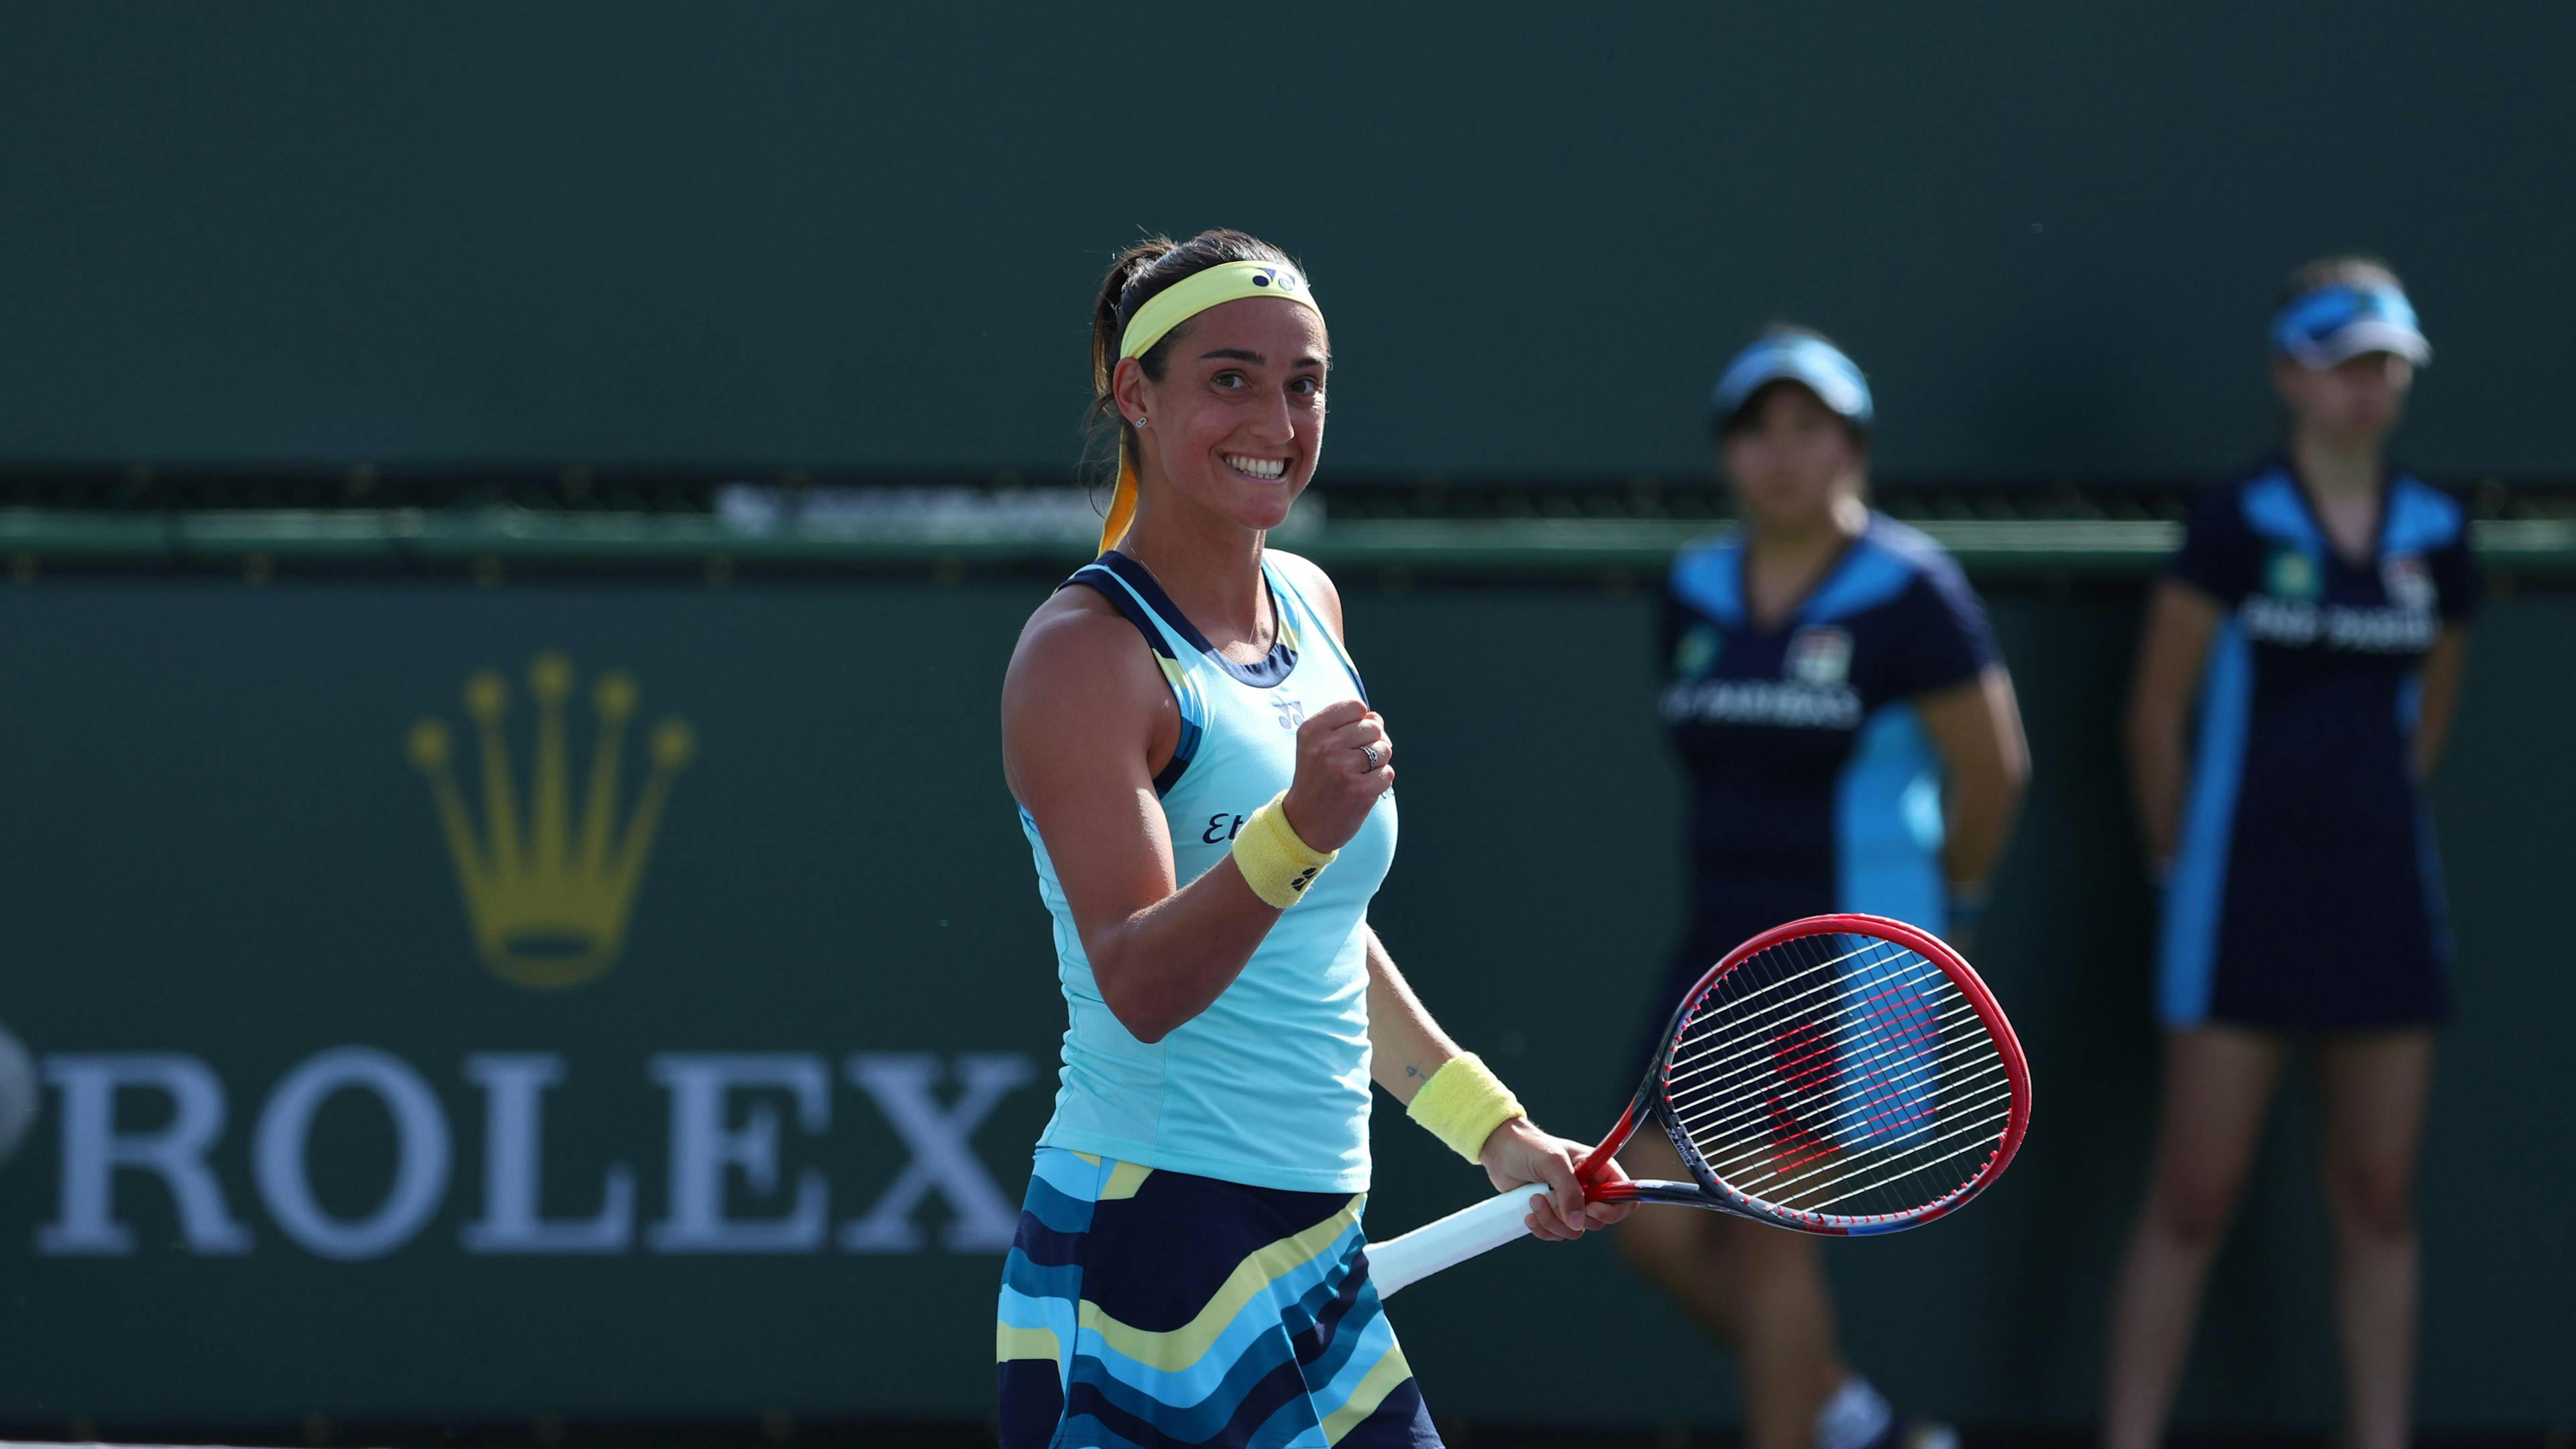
left=1132, top=415, right=1148, bottom=427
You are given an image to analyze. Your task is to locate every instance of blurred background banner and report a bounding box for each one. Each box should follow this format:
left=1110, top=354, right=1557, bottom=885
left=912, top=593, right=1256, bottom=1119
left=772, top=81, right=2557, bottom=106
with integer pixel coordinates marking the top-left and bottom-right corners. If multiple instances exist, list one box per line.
left=5, top=0, right=2576, bottom=1442
left=0, top=563, right=2568, bottom=1433
left=2, top=2, right=2575, bottom=482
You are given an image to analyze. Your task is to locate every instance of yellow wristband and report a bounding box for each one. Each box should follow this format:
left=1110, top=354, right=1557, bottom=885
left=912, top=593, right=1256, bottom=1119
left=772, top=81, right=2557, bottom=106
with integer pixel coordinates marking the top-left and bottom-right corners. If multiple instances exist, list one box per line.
left=1406, top=1053, right=1526, bottom=1163
left=1230, top=790, right=1338, bottom=910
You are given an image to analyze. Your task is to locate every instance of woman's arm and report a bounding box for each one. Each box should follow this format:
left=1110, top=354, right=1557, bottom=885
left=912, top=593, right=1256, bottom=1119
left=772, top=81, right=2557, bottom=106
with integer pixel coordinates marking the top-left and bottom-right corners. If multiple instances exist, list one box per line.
left=1001, top=594, right=1389, bottom=1043
left=1916, top=664, right=2031, bottom=910
left=1362, top=925, right=1463, bottom=1104
left=2124, top=580, right=2224, bottom=873
left=2412, top=625, right=2471, bottom=780
left=1362, top=928, right=1634, bottom=1237
left=1270, top=549, right=1633, bottom=1234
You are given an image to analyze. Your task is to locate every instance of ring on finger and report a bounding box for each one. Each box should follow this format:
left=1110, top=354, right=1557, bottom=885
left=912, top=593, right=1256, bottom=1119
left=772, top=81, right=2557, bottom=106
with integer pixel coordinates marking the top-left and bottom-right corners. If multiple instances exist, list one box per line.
left=1360, top=742, right=1385, bottom=771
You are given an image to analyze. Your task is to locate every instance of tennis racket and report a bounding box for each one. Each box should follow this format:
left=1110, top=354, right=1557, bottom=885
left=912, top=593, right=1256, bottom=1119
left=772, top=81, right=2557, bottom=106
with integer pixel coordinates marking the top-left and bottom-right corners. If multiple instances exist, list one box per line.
left=1367, top=913, right=2030, bottom=1297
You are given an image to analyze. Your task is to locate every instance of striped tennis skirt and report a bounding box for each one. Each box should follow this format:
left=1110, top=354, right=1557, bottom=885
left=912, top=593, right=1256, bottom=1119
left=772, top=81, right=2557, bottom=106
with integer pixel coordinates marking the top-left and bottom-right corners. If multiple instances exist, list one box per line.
left=996, top=1147, right=1440, bottom=1448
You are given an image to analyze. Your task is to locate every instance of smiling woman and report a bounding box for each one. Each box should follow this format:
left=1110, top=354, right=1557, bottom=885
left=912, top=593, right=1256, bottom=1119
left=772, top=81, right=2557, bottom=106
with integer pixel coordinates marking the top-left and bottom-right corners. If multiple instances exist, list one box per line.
left=989, top=231, right=1632, bottom=1448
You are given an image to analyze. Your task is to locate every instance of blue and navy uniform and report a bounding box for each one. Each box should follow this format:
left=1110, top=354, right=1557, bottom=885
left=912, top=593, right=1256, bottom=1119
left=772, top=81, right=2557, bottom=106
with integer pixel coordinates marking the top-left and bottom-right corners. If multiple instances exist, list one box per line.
left=2158, top=464, right=2477, bottom=1030
left=1659, top=515, right=2000, bottom=983
left=1000, top=551, right=1436, bottom=1449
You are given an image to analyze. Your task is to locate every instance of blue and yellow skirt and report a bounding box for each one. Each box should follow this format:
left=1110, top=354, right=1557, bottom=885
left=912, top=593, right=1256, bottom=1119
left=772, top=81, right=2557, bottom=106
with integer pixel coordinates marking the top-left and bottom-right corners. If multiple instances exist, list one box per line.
left=995, top=1148, right=1439, bottom=1448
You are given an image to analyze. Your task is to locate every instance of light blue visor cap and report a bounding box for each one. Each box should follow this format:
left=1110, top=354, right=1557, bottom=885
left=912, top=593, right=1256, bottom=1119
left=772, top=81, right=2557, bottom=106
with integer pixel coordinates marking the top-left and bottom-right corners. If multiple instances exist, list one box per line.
left=2271, top=282, right=2430, bottom=369
left=1710, top=333, right=1874, bottom=429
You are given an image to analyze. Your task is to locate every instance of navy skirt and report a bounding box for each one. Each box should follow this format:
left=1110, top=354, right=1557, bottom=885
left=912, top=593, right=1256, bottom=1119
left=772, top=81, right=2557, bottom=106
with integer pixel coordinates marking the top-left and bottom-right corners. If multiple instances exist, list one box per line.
left=996, top=1148, right=1442, bottom=1448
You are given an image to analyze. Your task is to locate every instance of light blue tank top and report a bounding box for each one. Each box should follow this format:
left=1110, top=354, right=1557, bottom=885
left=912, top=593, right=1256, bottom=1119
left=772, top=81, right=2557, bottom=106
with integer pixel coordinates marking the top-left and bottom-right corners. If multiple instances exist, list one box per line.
left=1019, top=551, right=1398, bottom=1193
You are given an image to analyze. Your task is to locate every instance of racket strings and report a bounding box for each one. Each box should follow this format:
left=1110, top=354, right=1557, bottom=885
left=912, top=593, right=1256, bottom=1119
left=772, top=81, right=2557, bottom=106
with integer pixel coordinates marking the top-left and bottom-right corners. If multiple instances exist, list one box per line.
left=1674, top=1007, right=1983, bottom=1158
left=1735, top=941, right=2009, bottom=1218
left=1665, top=951, right=1958, bottom=1108
left=1681, top=1024, right=1997, bottom=1167
left=1665, top=979, right=1968, bottom=1173
left=1735, top=936, right=2004, bottom=1217
left=1715, top=1071, right=2017, bottom=1208
left=1664, top=932, right=2014, bottom=1222
left=1778, top=1106, right=2019, bottom=1212
left=1666, top=940, right=1952, bottom=1119
left=1663, top=936, right=1902, bottom=1079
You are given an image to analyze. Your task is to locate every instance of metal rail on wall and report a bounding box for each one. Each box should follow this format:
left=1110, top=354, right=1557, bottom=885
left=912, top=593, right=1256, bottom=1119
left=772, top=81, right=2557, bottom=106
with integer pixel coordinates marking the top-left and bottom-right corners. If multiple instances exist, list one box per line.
left=4, top=507, right=2575, bottom=586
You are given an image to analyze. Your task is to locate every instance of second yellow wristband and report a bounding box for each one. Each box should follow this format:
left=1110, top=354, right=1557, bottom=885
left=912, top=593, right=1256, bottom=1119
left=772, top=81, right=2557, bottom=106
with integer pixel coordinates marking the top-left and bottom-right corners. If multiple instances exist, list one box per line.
left=1406, top=1053, right=1527, bottom=1163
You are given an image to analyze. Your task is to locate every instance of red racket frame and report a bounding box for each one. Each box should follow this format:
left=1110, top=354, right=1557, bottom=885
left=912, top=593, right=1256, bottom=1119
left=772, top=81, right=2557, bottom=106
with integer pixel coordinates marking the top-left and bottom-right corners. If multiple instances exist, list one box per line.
left=1571, top=912, right=2031, bottom=1236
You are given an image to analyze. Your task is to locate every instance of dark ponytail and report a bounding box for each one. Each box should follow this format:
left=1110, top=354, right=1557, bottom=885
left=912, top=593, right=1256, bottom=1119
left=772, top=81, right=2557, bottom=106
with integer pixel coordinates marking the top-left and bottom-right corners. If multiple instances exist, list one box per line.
left=1085, top=228, right=1299, bottom=496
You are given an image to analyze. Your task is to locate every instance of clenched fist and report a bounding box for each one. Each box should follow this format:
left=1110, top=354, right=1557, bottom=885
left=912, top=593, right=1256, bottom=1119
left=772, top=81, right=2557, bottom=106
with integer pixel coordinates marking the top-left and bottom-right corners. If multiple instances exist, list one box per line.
left=1278, top=700, right=1393, bottom=852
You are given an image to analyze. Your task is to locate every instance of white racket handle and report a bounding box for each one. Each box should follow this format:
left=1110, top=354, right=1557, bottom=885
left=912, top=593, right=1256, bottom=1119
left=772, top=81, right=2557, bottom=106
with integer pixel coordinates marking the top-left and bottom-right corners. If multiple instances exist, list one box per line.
left=1365, top=1182, right=1552, bottom=1298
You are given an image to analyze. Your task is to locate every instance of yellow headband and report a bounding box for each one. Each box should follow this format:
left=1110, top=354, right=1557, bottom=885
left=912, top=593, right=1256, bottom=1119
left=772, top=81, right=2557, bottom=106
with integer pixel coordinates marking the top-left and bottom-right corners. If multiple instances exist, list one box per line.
left=1101, top=260, right=1325, bottom=553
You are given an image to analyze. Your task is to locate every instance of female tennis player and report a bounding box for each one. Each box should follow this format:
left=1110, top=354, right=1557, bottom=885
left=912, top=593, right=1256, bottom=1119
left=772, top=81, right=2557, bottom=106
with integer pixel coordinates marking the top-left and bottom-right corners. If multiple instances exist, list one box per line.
left=1622, top=328, right=2028, bottom=1449
left=994, top=229, right=1632, bottom=1449
left=2103, top=258, right=2473, bottom=1449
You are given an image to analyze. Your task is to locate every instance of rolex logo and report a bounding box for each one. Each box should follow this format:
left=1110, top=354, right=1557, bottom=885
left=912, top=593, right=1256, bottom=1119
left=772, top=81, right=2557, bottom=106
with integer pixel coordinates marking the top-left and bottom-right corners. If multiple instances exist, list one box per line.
left=406, top=653, right=694, bottom=989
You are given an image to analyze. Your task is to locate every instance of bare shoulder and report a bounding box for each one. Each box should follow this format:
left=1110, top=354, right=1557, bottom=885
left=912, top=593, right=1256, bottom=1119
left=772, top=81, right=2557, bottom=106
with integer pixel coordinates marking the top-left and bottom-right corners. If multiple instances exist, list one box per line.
left=1265, top=547, right=1345, bottom=641
left=1001, top=583, right=1173, bottom=800
left=1006, top=586, right=1158, bottom=710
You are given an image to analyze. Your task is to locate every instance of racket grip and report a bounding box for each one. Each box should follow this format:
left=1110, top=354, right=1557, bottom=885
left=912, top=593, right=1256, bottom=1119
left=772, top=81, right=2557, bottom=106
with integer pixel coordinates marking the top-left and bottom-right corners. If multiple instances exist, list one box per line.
left=1364, top=1182, right=1551, bottom=1298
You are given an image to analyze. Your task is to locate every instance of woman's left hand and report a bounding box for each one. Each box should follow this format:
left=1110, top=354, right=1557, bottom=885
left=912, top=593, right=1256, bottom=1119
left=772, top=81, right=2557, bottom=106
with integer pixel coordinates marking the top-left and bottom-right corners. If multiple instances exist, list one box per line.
left=1477, top=1118, right=1640, bottom=1241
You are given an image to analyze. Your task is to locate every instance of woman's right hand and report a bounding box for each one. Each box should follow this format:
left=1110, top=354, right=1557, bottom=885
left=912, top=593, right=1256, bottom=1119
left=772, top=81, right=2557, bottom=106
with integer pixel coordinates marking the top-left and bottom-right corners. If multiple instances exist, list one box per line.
left=1279, top=700, right=1394, bottom=852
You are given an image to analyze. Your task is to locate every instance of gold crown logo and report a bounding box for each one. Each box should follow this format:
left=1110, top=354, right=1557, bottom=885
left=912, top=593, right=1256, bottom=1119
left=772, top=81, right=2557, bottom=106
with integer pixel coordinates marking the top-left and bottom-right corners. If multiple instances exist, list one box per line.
left=407, top=653, right=694, bottom=989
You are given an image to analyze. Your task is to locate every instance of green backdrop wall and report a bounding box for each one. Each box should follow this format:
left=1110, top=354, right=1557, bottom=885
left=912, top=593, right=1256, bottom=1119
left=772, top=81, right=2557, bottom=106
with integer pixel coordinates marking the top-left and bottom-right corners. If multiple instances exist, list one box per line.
left=1, top=572, right=2567, bottom=1434
left=3, top=1, right=2573, bottom=480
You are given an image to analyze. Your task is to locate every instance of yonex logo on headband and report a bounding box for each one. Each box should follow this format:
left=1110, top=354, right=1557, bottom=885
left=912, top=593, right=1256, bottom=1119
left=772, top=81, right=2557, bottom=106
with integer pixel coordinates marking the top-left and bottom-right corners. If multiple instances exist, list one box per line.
left=1120, top=260, right=1321, bottom=363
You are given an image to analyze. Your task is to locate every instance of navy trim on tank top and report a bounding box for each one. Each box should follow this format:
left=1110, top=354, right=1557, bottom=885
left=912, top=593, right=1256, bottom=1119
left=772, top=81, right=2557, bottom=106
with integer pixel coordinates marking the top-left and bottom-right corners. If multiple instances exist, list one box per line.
left=1057, top=564, right=1203, bottom=797
left=1089, top=551, right=1299, bottom=688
